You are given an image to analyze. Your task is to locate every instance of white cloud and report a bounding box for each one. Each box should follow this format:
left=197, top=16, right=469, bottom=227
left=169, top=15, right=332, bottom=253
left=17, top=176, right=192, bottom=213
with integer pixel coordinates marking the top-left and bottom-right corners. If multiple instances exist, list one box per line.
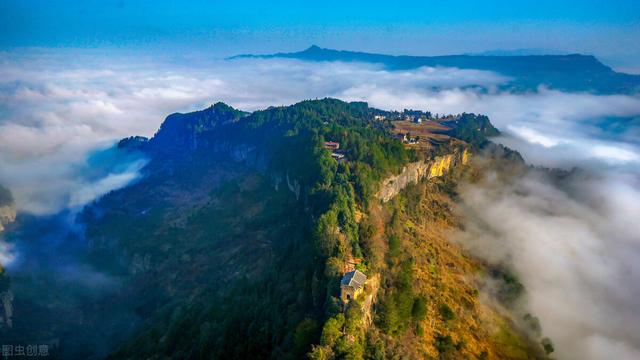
left=67, top=158, right=147, bottom=209
left=589, top=145, right=639, bottom=163
left=0, top=49, right=513, bottom=214
left=0, top=239, right=14, bottom=265
left=455, top=168, right=640, bottom=360
left=507, top=126, right=565, bottom=148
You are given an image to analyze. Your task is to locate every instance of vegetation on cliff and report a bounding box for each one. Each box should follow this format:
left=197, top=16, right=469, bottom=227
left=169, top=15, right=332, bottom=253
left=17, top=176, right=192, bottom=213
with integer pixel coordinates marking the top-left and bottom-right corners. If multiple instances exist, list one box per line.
left=0, top=184, right=16, bottom=232
left=3, top=98, right=546, bottom=359
left=88, top=99, right=416, bottom=359
left=102, top=98, right=550, bottom=359
left=0, top=185, right=13, bottom=208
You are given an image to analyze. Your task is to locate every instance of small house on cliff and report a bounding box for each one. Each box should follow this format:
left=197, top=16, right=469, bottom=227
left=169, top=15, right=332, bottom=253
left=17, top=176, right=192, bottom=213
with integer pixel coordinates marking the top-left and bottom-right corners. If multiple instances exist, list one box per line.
left=324, top=141, right=340, bottom=151
left=395, top=133, right=407, bottom=142
left=340, top=270, right=366, bottom=303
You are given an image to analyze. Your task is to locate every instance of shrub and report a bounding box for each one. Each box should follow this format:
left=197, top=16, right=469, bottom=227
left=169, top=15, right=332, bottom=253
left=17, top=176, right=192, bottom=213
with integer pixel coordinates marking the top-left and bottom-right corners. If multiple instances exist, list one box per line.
left=541, top=337, right=554, bottom=354
left=308, top=345, right=334, bottom=360
left=294, top=318, right=319, bottom=355
left=434, top=334, right=456, bottom=354
left=439, top=303, right=455, bottom=321
left=320, top=314, right=345, bottom=347
left=411, top=296, right=428, bottom=321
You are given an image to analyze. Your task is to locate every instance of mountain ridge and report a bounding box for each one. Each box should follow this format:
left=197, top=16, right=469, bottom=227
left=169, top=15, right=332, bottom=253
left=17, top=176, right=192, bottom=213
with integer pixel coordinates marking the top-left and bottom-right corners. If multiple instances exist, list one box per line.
left=3, top=98, right=551, bottom=359
left=232, top=45, right=640, bottom=94
left=107, top=99, right=548, bottom=359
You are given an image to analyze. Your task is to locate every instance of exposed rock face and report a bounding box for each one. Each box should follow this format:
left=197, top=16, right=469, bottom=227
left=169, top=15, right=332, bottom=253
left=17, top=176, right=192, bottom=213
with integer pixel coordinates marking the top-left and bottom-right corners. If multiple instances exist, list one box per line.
left=362, top=274, right=380, bottom=328
left=377, top=149, right=469, bottom=202
left=0, top=207, right=16, bottom=233
left=286, top=172, right=301, bottom=200
left=0, top=290, right=13, bottom=328
left=206, top=141, right=268, bottom=171
left=377, top=162, right=430, bottom=203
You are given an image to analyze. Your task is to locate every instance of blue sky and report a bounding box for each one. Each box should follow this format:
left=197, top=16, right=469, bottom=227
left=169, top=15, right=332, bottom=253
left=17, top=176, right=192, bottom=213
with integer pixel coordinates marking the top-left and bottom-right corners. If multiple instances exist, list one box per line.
left=1, top=1, right=640, bottom=68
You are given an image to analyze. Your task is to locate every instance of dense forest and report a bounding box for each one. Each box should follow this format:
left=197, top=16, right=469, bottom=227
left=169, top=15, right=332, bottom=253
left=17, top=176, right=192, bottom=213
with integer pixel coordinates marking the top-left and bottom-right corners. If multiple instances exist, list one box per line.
left=1, top=98, right=549, bottom=359
left=95, top=99, right=419, bottom=359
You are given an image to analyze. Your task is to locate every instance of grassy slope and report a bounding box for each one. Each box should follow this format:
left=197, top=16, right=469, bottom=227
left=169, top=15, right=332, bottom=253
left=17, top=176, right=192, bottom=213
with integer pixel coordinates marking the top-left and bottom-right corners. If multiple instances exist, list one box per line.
left=366, top=173, right=545, bottom=359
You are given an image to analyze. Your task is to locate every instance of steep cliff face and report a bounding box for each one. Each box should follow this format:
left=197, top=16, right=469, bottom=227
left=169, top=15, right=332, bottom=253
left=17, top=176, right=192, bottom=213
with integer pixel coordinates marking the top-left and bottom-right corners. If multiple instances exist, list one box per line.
left=0, top=208, right=16, bottom=234
left=377, top=149, right=470, bottom=202
left=366, top=174, right=548, bottom=359
left=6, top=98, right=520, bottom=359
left=89, top=99, right=410, bottom=359
left=0, top=290, right=13, bottom=329
left=312, top=144, right=547, bottom=359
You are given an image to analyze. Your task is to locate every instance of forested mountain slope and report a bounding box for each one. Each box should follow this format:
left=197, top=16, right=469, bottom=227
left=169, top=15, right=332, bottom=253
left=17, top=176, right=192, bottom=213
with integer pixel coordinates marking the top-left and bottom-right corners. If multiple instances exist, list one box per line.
left=2, top=99, right=550, bottom=359
left=105, top=99, right=548, bottom=359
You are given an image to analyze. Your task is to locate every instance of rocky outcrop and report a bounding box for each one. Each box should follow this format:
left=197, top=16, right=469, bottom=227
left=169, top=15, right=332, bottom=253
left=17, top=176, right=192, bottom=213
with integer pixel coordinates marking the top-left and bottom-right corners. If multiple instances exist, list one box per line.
left=0, top=207, right=16, bottom=234
left=286, top=172, right=301, bottom=200
left=362, top=274, right=380, bottom=328
left=377, top=149, right=469, bottom=202
left=0, top=185, right=16, bottom=234
left=0, top=290, right=13, bottom=328
left=377, top=162, right=431, bottom=203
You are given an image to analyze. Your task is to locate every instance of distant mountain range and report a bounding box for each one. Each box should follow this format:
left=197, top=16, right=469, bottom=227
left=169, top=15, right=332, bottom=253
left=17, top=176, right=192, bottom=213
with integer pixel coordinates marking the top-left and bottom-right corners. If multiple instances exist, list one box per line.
left=233, top=45, right=640, bottom=94
left=465, top=48, right=568, bottom=57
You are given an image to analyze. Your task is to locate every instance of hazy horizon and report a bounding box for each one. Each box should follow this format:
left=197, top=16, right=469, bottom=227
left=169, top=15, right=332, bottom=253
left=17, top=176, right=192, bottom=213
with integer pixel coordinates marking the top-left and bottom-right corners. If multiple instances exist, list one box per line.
left=2, top=0, right=640, bottom=72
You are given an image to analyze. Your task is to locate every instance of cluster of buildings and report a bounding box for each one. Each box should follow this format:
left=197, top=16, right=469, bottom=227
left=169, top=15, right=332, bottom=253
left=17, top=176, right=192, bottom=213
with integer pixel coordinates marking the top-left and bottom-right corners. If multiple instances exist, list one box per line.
left=373, top=111, right=430, bottom=124
left=395, top=133, right=420, bottom=145
left=404, top=114, right=423, bottom=124
left=324, top=141, right=346, bottom=161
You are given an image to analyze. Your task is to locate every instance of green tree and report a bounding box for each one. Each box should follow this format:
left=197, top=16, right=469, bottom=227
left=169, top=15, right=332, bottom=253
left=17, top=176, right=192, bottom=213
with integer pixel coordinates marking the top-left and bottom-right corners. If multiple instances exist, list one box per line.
left=412, top=296, right=428, bottom=321
left=541, top=337, right=554, bottom=354
left=320, top=314, right=345, bottom=347
left=308, top=345, right=334, bottom=360
left=439, top=303, right=455, bottom=321
left=344, top=303, right=364, bottom=334
left=294, top=318, right=320, bottom=354
left=314, top=210, right=340, bottom=257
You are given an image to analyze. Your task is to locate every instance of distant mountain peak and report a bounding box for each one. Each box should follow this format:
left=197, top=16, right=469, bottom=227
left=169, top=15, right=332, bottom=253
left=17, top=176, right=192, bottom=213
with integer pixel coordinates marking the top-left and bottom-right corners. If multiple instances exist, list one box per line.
left=231, top=46, right=639, bottom=94
left=211, top=101, right=233, bottom=110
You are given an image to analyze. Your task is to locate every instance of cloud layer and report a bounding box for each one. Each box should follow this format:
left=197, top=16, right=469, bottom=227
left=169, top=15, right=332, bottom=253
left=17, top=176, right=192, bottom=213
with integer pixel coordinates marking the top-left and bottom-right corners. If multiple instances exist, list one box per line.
left=0, top=49, right=511, bottom=213
left=0, top=48, right=639, bottom=358
left=2, top=49, right=639, bottom=214
left=456, top=169, right=640, bottom=360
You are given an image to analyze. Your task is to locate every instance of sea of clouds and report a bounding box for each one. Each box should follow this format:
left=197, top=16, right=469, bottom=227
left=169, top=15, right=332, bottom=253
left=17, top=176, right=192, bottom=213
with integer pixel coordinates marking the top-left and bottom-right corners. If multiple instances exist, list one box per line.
left=457, top=168, right=640, bottom=359
left=0, top=48, right=639, bottom=358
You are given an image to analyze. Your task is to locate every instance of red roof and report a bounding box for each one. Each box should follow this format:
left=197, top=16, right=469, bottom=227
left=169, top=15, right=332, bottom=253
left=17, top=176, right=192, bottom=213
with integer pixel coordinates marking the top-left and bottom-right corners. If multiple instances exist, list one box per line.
left=324, top=141, right=340, bottom=149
